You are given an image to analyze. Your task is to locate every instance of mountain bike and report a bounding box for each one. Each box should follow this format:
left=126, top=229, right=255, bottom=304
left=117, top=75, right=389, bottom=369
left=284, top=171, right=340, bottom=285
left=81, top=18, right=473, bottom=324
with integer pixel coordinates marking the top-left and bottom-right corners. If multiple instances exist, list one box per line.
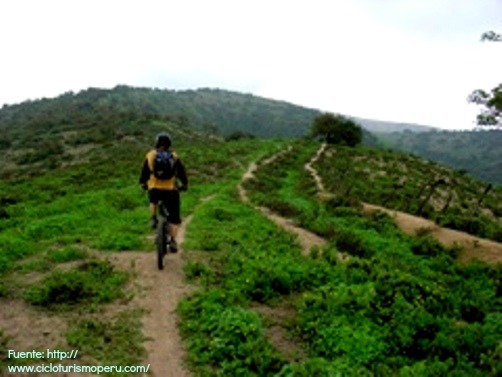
left=155, top=200, right=177, bottom=270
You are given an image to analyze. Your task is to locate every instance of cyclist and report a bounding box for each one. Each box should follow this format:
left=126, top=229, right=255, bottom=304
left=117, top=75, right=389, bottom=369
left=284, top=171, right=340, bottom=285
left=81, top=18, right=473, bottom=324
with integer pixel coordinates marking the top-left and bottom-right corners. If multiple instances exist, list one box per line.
left=139, top=132, right=188, bottom=252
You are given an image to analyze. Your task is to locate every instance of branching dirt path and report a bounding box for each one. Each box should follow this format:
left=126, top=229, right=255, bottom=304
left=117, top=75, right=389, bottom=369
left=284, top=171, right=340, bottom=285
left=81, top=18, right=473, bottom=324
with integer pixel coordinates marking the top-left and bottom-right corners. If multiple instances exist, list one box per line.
left=307, top=143, right=502, bottom=265
left=237, top=148, right=327, bottom=362
left=110, top=214, right=195, bottom=377
left=304, top=142, right=328, bottom=197
left=238, top=147, right=326, bottom=255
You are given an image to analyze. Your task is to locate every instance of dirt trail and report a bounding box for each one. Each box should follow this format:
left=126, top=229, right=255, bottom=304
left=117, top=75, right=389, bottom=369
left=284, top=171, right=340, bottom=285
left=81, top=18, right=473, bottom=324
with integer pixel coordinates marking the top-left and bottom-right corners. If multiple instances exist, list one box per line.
left=307, top=143, right=502, bottom=265
left=237, top=148, right=328, bottom=361
left=110, top=215, right=194, bottom=377
left=1, top=195, right=211, bottom=377
left=304, top=142, right=328, bottom=196
left=238, top=147, right=326, bottom=255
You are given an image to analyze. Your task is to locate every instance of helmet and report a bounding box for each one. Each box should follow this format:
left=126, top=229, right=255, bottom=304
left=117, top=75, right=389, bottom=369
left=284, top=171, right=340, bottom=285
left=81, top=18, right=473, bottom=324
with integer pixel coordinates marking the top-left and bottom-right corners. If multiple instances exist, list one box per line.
left=155, top=132, right=172, bottom=148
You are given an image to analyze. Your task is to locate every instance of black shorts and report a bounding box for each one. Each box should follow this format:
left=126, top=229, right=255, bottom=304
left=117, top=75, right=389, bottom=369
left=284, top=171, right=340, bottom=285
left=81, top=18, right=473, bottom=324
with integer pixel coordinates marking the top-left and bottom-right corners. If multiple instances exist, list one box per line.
left=148, top=189, right=181, bottom=224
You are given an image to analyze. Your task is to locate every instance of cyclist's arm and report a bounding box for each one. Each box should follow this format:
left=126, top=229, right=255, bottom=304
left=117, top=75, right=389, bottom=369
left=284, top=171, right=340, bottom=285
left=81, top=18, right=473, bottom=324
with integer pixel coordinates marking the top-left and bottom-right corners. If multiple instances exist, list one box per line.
left=139, top=159, right=150, bottom=187
left=176, top=160, right=188, bottom=188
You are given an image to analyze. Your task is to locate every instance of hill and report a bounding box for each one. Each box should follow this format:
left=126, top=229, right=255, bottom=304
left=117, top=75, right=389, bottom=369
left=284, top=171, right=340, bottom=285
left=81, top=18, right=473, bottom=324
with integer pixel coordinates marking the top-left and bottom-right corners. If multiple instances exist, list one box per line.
left=0, top=84, right=498, bottom=188
left=312, top=144, right=502, bottom=242
left=0, top=84, right=430, bottom=180
left=378, top=129, right=502, bottom=185
left=353, top=117, right=437, bottom=133
left=0, top=86, right=313, bottom=140
left=0, top=97, right=500, bottom=375
left=0, top=85, right=435, bottom=140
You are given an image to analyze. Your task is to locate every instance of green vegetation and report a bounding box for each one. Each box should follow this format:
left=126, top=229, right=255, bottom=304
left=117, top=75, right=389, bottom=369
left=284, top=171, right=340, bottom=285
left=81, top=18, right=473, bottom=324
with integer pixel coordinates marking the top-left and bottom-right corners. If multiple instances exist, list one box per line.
left=66, top=310, right=146, bottom=370
left=0, top=87, right=500, bottom=376
left=378, top=129, right=502, bottom=184
left=2, top=85, right=499, bottom=183
left=179, top=191, right=316, bottom=375
left=470, top=84, right=502, bottom=127
left=311, top=112, right=363, bottom=146
left=0, top=109, right=287, bottom=371
left=0, top=86, right=319, bottom=141
left=23, top=259, right=128, bottom=308
left=236, top=140, right=501, bottom=375
left=470, top=32, right=501, bottom=127
left=313, top=144, right=502, bottom=242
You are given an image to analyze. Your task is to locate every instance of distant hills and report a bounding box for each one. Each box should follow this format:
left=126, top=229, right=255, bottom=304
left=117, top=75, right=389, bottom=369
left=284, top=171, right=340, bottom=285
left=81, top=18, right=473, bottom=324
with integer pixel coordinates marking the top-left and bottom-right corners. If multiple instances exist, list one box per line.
left=0, top=85, right=436, bottom=138
left=354, top=117, right=437, bottom=133
left=0, top=85, right=499, bottom=184
left=378, top=129, right=502, bottom=185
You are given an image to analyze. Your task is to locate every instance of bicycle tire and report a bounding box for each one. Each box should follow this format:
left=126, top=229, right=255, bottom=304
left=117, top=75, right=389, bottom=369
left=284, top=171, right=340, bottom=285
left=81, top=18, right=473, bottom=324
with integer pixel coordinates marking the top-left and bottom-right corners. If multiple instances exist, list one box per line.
left=156, top=220, right=167, bottom=270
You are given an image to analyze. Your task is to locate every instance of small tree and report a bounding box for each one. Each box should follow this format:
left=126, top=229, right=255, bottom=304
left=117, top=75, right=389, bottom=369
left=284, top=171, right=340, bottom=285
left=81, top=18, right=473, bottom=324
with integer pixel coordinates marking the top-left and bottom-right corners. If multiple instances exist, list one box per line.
left=469, top=85, right=502, bottom=127
left=469, top=31, right=501, bottom=128
left=481, top=30, right=502, bottom=42
left=311, top=113, right=363, bottom=147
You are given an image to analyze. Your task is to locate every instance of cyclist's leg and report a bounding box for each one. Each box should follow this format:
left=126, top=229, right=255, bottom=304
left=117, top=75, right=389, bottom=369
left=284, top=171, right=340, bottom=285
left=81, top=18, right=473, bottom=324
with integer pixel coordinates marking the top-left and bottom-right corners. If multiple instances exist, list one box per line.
left=148, top=189, right=160, bottom=228
left=149, top=202, right=157, bottom=218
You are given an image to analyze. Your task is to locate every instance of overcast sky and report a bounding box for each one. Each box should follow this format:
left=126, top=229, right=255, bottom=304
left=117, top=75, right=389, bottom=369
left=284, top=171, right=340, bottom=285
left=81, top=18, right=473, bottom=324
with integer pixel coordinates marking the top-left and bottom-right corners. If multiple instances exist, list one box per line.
left=1, top=0, right=501, bottom=130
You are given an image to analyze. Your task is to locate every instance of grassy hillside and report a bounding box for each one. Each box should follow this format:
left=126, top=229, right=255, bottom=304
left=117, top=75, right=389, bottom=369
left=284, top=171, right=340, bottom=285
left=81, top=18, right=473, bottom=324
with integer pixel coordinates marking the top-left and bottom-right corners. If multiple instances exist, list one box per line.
left=0, top=85, right=434, bottom=140
left=231, top=140, right=501, bottom=375
left=0, top=86, right=318, bottom=140
left=312, top=144, right=502, bottom=242
left=378, top=129, right=502, bottom=185
left=1, top=93, right=500, bottom=375
left=3, top=85, right=498, bottom=183
left=0, top=117, right=288, bottom=371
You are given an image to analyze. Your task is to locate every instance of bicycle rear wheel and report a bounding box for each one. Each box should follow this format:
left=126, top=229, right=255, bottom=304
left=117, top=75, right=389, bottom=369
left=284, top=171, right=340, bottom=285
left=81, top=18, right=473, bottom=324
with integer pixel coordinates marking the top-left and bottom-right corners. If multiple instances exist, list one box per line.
left=156, top=220, right=167, bottom=270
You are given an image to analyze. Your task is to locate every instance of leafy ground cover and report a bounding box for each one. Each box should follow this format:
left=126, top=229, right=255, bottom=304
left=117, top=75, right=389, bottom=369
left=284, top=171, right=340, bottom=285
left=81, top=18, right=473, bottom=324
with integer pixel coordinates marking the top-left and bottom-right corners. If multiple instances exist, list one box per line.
left=179, top=188, right=325, bottom=375
left=313, top=144, right=502, bottom=242
left=1, top=129, right=501, bottom=375
left=378, top=129, right=502, bottom=185
left=238, top=140, right=501, bottom=375
left=0, top=121, right=286, bottom=371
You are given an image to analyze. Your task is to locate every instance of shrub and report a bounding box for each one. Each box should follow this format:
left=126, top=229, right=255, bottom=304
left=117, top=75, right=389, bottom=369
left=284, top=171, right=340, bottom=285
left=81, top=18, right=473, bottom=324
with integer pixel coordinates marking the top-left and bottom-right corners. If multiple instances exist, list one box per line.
left=23, top=259, right=127, bottom=308
left=225, top=131, right=255, bottom=141
left=410, top=235, right=446, bottom=257
left=17, top=141, right=64, bottom=165
left=183, top=261, right=213, bottom=282
left=325, top=195, right=361, bottom=210
left=106, top=190, right=141, bottom=211
left=321, top=245, right=340, bottom=266
left=277, top=357, right=372, bottom=376
left=228, top=254, right=314, bottom=303
left=0, top=233, right=36, bottom=272
left=297, top=289, right=386, bottom=364
left=47, top=246, right=87, bottom=263
left=365, top=210, right=397, bottom=232
left=263, top=197, right=299, bottom=218
left=0, top=138, right=11, bottom=150
left=93, top=231, right=142, bottom=251
left=66, top=310, right=146, bottom=366
left=335, top=229, right=374, bottom=258
left=428, top=316, right=502, bottom=373
left=178, top=289, right=285, bottom=375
